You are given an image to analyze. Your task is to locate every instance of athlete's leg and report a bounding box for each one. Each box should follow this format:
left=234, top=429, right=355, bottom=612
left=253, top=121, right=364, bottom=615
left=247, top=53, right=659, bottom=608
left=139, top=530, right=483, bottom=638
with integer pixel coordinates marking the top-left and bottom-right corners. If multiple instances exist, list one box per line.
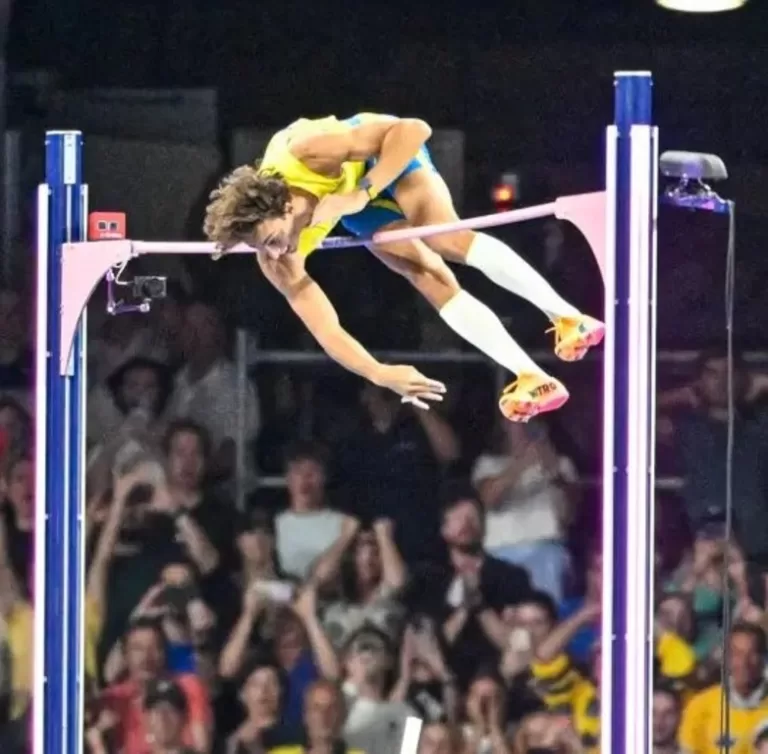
left=391, top=169, right=604, bottom=361
left=392, top=169, right=579, bottom=313
left=368, top=224, right=567, bottom=408
left=343, top=201, right=568, bottom=420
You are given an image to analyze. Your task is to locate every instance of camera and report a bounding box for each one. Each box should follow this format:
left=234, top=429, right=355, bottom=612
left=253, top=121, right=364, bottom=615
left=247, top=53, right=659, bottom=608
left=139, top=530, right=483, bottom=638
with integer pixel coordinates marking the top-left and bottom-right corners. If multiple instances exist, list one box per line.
left=132, top=276, right=167, bottom=300
left=659, top=150, right=730, bottom=214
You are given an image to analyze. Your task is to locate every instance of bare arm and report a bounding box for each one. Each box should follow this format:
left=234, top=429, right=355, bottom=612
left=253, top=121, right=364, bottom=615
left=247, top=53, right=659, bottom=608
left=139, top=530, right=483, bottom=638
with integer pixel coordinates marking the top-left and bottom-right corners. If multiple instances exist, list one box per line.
left=310, top=516, right=360, bottom=589
left=443, top=607, right=470, bottom=644
left=85, top=729, right=110, bottom=754
left=259, top=254, right=444, bottom=403
left=102, top=641, right=126, bottom=685
left=474, top=443, right=549, bottom=511
left=151, top=484, right=220, bottom=574
left=476, top=608, right=509, bottom=652
left=290, top=115, right=432, bottom=196
left=535, top=604, right=599, bottom=664
left=259, top=254, right=384, bottom=383
left=488, top=726, right=512, bottom=754
left=412, top=407, right=461, bottom=464
left=746, top=372, right=768, bottom=402
left=86, top=474, right=133, bottom=605
left=293, top=586, right=340, bottom=680
left=219, top=591, right=265, bottom=679
left=657, top=384, right=699, bottom=412
left=390, top=626, right=415, bottom=702
left=475, top=462, right=528, bottom=511
left=174, top=511, right=220, bottom=575
left=372, top=519, right=407, bottom=592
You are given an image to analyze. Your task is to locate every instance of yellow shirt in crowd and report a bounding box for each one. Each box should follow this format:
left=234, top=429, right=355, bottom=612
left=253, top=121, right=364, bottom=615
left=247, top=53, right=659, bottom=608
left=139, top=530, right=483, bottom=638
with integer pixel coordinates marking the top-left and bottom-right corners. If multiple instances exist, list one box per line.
left=680, top=684, right=768, bottom=754
left=2, top=590, right=102, bottom=721
left=530, top=652, right=600, bottom=752
left=85, top=592, right=103, bottom=687
left=5, top=600, right=33, bottom=720
left=531, top=631, right=697, bottom=754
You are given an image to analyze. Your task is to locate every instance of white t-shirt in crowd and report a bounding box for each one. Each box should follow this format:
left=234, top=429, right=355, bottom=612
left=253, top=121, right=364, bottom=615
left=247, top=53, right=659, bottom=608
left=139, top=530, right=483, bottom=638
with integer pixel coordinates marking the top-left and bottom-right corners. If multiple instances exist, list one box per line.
left=167, top=358, right=260, bottom=451
left=471, top=453, right=577, bottom=549
left=275, top=508, right=345, bottom=580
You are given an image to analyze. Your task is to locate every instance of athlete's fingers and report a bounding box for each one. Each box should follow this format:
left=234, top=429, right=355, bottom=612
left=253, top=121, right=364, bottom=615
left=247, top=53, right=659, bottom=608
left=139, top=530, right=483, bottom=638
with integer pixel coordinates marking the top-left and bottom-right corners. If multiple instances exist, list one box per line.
left=409, top=371, right=446, bottom=388
left=412, top=391, right=444, bottom=403
left=410, top=377, right=447, bottom=393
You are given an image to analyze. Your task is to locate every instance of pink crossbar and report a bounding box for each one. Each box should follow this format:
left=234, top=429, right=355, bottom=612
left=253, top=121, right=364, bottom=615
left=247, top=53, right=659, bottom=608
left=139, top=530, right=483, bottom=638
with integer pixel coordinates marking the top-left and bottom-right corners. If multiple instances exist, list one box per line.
left=131, top=200, right=560, bottom=255
left=59, top=191, right=605, bottom=373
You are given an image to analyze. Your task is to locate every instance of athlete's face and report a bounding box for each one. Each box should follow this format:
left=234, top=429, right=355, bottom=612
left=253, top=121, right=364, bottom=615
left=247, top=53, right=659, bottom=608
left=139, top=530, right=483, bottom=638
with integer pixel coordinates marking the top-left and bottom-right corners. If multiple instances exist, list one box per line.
left=253, top=214, right=297, bottom=260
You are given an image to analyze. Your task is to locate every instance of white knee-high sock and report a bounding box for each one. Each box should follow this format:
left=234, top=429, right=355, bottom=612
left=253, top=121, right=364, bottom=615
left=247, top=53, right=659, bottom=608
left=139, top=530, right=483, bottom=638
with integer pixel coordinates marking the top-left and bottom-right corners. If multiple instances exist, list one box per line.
left=439, top=290, right=545, bottom=376
left=466, top=232, right=581, bottom=320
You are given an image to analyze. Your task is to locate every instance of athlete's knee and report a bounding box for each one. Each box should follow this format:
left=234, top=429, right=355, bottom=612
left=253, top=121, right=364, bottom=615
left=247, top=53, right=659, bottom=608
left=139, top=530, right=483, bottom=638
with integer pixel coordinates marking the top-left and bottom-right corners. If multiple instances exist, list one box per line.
left=426, top=229, right=476, bottom=263
left=376, top=248, right=457, bottom=308
left=407, top=259, right=460, bottom=310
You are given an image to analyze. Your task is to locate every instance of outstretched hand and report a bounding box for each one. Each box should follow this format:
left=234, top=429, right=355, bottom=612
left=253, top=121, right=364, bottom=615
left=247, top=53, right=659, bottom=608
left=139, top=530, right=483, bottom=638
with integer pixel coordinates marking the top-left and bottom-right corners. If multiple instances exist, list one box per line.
left=373, top=364, right=447, bottom=410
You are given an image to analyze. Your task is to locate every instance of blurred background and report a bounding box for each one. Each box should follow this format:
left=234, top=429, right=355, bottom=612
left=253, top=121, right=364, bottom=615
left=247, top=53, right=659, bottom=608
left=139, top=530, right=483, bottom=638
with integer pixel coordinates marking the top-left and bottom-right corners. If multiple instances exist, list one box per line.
left=0, top=1, right=766, bottom=753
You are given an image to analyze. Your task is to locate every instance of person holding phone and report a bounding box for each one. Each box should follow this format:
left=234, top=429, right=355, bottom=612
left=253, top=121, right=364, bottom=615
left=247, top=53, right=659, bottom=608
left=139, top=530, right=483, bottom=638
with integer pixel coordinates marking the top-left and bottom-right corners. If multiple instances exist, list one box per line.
left=472, top=418, right=578, bottom=602
left=389, top=618, right=458, bottom=725
left=102, top=563, right=216, bottom=684
left=97, top=619, right=212, bottom=754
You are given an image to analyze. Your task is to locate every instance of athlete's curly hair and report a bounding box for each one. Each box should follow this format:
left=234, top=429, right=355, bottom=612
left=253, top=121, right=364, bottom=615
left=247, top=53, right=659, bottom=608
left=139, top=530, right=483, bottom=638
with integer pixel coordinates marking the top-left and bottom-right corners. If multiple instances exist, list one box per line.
left=203, top=165, right=291, bottom=252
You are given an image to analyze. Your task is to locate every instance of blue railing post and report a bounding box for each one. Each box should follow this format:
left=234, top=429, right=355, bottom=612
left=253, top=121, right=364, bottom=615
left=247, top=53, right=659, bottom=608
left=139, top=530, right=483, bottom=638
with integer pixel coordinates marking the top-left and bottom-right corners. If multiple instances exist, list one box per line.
left=35, top=130, right=87, bottom=754
left=602, top=72, right=658, bottom=754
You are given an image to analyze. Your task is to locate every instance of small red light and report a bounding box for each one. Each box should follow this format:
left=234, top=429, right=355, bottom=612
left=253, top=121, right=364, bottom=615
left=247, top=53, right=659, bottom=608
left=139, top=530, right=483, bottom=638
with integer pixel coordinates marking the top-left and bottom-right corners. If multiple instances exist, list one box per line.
left=492, top=184, right=516, bottom=205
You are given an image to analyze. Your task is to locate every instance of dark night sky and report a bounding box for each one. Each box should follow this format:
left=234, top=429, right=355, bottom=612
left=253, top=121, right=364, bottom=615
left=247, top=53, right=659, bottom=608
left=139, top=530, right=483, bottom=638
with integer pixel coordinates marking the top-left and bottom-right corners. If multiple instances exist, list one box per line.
left=9, top=0, right=768, bottom=86
left=8, top=0, right=768, bottom=348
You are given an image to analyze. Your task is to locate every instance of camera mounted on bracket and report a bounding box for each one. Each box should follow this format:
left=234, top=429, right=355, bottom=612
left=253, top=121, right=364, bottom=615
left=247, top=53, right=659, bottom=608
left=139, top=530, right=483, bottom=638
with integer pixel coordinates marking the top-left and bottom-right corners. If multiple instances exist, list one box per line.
left=659, top=151, right=730, bottom=214
left=89, top=212, right=167, bottom=315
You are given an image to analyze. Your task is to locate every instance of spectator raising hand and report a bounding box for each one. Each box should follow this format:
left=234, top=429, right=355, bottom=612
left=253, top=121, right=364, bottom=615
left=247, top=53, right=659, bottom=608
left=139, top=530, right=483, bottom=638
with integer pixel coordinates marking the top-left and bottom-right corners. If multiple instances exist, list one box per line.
left=472, top=419, right=577, bottom=602
left=408, top=483, right=532, bottom=689
left=220, top=578, right=337, bottom=730
left=390, top=619, right=458, bottom=725
left=218, top=582, right=269, bottom=682
left=275, top=442, right=344, bottom=581
left=291, top=584, right=340, bottom=681
left=464, top=672, right=511, bottom=754
left=314, top=515, right=407, bottom=648
left=161, top=420, right=238, bottom=576
left=96, top=619, right=212, bottom=754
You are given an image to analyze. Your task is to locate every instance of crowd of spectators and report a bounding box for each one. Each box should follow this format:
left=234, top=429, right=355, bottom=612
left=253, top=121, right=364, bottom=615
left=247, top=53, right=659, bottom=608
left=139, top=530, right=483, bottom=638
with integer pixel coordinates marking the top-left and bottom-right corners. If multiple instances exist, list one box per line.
left=0, top=276, right=767, bottom=754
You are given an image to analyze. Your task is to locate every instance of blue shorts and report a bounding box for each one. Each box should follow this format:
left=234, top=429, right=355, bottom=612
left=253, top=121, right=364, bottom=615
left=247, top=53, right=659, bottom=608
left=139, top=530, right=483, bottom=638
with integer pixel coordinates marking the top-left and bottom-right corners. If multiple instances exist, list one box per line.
left=339, top=115, right=436, bottom=239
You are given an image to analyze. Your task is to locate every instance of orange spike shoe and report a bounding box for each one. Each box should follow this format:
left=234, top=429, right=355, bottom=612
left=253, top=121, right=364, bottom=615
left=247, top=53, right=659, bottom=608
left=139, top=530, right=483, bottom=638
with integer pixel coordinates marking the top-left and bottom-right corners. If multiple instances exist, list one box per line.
left=547, top=315, right=606, bottom=362
left=498, top=372, right=570, bottom=422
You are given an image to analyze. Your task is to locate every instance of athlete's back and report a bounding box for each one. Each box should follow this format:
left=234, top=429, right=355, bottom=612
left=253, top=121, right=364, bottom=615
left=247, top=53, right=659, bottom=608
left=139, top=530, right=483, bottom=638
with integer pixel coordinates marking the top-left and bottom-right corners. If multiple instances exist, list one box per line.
left=259, top=115, right=368, bottom=256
